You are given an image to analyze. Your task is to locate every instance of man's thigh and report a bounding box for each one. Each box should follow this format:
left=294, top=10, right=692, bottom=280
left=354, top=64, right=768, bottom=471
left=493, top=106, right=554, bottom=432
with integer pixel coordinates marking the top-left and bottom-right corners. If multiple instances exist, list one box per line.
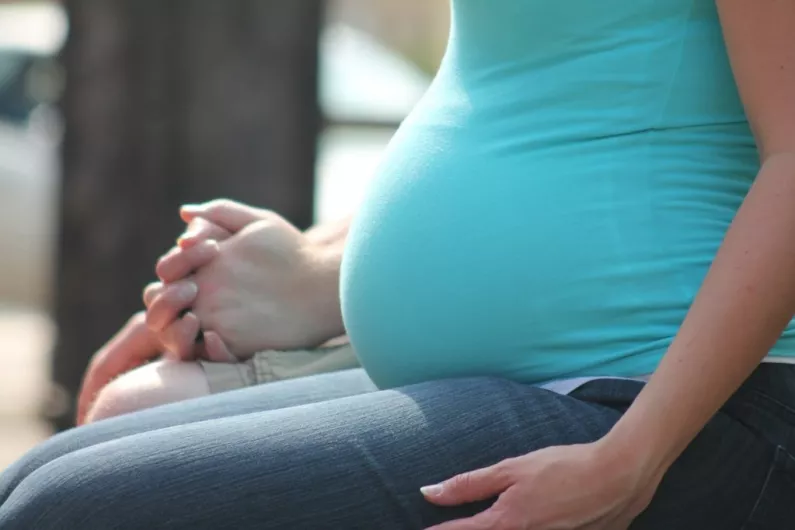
left=199, top=343, right=361, bottom=394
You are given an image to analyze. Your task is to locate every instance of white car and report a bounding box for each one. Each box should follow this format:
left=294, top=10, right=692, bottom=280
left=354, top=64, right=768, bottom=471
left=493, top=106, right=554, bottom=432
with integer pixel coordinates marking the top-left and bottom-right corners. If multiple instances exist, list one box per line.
left=0, top=3, right=431, bottom=308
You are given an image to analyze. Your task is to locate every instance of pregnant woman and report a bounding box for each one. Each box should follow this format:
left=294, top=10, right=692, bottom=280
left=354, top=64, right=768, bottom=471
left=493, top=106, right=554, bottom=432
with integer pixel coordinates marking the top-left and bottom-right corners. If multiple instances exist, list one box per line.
left=2, top=0, right=795, bottom=528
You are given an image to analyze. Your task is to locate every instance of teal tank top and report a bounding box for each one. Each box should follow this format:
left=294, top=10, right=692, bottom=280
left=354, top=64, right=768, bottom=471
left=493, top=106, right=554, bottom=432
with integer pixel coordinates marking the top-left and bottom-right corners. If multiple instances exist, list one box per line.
left=340, top=0, right=795, bottom=389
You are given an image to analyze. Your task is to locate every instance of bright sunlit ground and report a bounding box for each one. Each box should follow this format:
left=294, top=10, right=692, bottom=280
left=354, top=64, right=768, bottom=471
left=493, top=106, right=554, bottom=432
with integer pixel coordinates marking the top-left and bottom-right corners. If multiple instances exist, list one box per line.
left=0, top=310, right=54, bottom=469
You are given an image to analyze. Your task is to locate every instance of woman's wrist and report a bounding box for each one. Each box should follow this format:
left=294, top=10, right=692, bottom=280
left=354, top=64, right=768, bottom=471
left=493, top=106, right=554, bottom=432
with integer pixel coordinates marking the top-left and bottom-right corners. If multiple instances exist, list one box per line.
left=601, top=410, right=676, bottom=477
left=595, top=410, right=675, bottom=502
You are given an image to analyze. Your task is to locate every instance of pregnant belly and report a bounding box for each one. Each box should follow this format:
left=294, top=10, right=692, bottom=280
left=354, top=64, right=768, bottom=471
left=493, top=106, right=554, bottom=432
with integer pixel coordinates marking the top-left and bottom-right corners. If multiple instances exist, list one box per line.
left=340, top=126, right=713, bottom=389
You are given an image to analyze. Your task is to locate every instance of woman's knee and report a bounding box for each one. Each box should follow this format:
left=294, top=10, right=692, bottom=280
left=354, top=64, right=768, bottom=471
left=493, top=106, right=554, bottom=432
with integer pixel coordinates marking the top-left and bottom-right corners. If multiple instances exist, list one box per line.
left=0, top=453, right=140, bottom=529
left=86, top=360, right=211, bottom=423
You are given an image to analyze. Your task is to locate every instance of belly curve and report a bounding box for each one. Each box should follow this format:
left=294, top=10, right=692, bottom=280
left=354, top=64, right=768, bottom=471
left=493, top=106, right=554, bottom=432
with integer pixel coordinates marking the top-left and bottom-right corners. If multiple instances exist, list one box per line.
left=340, top=117, right=730, bottom=388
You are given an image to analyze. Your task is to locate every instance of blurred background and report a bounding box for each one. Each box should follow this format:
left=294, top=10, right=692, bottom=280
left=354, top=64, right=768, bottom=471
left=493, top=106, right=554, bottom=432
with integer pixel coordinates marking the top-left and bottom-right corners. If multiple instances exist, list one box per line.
left=0, top=0, right=448, bottom=468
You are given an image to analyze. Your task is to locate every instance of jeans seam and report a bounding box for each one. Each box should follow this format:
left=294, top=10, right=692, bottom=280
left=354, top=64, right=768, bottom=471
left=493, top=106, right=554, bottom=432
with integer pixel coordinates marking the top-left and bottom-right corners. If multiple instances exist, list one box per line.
left=748, top=389, right=795, bottom=423
left=740, top=446, right=779, bottom=530
left=774, top=445, right=795, bottom=487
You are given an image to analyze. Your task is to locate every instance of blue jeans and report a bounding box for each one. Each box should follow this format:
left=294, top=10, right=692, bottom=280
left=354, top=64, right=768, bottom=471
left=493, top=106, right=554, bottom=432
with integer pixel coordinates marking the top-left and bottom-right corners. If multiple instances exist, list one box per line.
left=1, top=366, right=794, bottom=529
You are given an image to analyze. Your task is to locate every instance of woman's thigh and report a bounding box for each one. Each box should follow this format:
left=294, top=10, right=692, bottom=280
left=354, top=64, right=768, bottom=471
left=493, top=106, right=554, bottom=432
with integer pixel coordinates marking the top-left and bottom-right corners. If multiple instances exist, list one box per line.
left=0, top=377, right=784, bottom=530
left=0, top=368, right=377, bottom=503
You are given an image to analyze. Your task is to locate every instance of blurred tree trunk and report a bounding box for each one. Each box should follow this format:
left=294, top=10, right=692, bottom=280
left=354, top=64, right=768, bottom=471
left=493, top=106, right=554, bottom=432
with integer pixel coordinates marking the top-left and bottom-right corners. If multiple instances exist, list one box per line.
left=50, top=0, right=322, bottom=431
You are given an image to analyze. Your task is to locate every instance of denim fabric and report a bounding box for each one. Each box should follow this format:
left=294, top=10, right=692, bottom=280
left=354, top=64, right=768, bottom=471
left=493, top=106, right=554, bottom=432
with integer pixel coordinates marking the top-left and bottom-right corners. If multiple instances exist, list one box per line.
left=1, top=366, right=794, bottom=529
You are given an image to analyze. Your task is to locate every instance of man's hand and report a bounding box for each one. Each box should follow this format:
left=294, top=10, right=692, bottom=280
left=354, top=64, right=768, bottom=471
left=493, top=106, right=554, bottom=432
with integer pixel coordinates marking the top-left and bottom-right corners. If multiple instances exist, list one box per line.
left=144, top=200, right=345, bottom=362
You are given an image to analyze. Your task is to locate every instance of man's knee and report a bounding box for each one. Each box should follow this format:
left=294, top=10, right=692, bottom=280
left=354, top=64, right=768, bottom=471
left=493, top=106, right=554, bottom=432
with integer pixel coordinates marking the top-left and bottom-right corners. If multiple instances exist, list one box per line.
left=86, top=360, right=211, bottom=423
left=86, top=378, right=150, bottom=423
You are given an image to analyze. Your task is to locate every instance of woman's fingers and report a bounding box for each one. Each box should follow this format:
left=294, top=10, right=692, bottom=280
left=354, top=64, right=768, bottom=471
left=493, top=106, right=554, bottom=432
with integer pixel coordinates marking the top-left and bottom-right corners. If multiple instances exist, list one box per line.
left=143, top=281, right=166, bottom=308
left=422, top=461, right=513, bottom=507
left=76, top=312, right=162, bottom=425
left=145, top=280, right=199, bottom=333
left=156, top=240, right=220, bottom=283
left=159, top=312, right=202, bottom=361
left=178, top=218, right=232, bottom=249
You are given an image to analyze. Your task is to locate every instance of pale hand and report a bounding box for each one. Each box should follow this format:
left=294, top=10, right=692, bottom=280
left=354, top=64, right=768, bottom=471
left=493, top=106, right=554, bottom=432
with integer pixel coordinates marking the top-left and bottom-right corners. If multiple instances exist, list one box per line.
left=77, top=215, right=235, bottom=424
left=145, top=201, right=342, bottom=361
left=423, top=440, right=662, bottom=530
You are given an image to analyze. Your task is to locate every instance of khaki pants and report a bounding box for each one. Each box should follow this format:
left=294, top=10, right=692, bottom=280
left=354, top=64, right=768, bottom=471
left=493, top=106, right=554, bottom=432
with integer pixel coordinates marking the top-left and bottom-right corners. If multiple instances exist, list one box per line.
left=198, top=340, right=360, bottom=394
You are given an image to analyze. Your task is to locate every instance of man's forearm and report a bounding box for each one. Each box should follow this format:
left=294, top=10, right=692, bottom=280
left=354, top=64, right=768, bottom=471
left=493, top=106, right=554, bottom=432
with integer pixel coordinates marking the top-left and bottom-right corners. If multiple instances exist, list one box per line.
left=604, top=153, right=795, bottom=477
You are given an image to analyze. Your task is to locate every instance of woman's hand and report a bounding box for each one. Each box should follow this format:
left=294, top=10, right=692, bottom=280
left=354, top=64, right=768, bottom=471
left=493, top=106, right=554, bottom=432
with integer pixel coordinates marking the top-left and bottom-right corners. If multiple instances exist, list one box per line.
left=423, top=440, right=663, bottom=530
left=76, top=216, right=232, bottom=424
left=144, top=200, right=345, bottom=362
left=141, top=211, right=237, bottom=362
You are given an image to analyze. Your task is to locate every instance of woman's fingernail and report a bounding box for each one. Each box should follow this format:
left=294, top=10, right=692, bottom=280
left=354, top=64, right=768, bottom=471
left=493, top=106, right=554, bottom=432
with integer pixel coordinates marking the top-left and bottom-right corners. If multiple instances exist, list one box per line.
left=177, top=230, right=198, bottom=247
left=420, top=484, right=443, bottom=497
left=181, top=282, right=198, bottom=298
left=181, top=204, right=201, bottom=214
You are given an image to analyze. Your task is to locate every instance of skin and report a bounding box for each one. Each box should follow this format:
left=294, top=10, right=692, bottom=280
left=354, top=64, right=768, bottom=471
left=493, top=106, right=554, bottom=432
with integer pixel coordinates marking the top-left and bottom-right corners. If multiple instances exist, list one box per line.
left=145, top=200, right=347, bottom=360
left=422, top=1, right=795, bottom=528
left=76, top=202, right=350, bottom=425
left=75, top=217, right=236, bottom=425
left=84, top=360, right=210, bottom=424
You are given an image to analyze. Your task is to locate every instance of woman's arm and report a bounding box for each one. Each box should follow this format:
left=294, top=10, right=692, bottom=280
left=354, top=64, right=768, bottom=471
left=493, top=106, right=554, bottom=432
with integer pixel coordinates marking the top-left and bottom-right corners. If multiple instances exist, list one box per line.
left=424, top=4, right=795, bottom=529
left=605, top=0, right=795, bottom=477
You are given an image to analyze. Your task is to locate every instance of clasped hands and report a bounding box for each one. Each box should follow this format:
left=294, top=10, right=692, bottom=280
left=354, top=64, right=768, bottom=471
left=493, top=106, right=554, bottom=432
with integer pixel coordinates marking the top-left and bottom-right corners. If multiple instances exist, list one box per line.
left=142, top=199, right=337, bottom=363
left=76, top=199, right=341, bottom=424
